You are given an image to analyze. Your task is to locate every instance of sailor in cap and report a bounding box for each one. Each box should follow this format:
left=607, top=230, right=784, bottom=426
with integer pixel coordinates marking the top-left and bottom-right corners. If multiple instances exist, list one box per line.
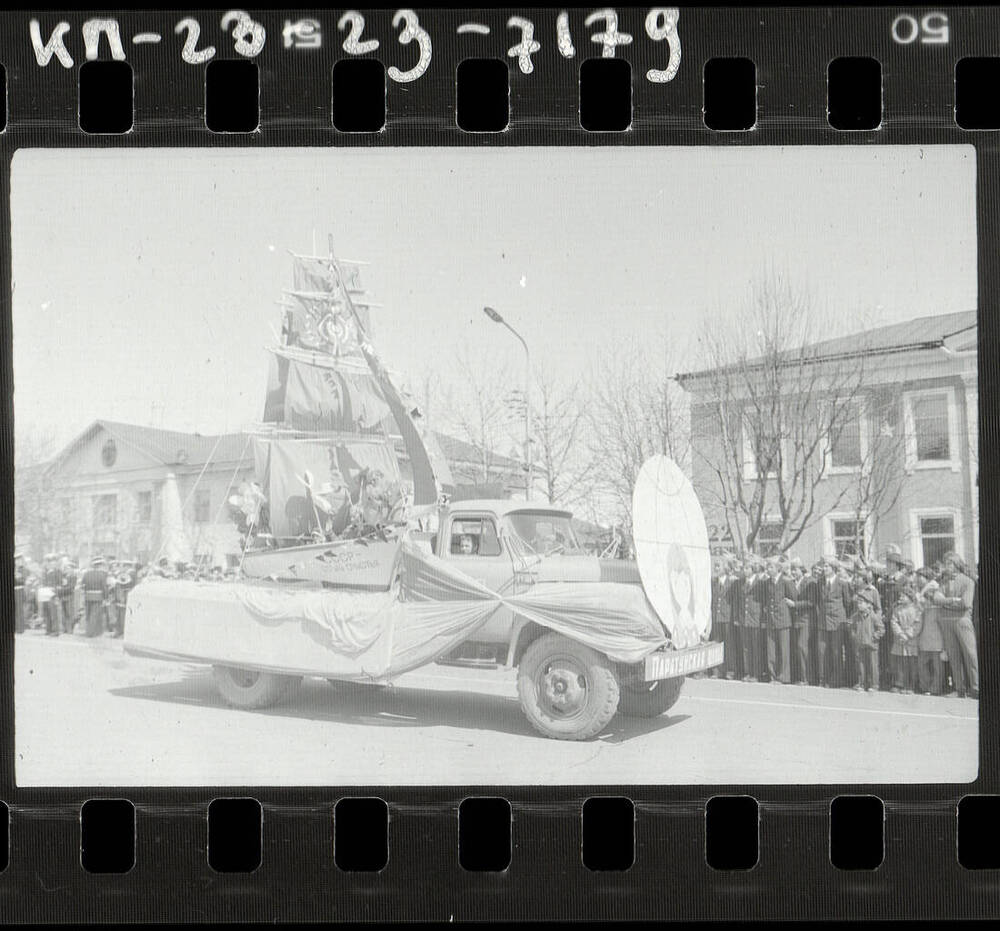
left=82, top=556, right=109, bottom=637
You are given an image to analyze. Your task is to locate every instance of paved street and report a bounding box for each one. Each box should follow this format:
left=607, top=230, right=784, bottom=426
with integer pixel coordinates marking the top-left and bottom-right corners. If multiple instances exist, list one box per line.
left=15, top=631, right=978, bottom=786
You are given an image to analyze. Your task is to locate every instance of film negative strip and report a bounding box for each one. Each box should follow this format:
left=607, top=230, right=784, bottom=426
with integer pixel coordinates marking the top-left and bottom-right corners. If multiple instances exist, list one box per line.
left=1, top=4, right=997, bottom=922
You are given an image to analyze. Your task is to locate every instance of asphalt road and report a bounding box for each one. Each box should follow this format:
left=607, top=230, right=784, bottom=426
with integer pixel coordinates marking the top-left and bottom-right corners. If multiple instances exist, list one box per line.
left=14, top=630, right=979, bottom=786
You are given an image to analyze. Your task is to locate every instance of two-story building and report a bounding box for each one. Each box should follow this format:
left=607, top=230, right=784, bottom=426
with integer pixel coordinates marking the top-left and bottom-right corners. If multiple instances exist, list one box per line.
left=677, top=311, right=978, bottom=567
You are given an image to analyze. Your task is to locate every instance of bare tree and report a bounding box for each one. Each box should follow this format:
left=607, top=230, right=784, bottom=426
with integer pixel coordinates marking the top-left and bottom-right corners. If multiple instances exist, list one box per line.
left=841, top=384, right=908, bottom=558
left=14, top=427, right=59, bottom=560
left=433, top=349, right=517, bottom=487
left=531, top=369, right=597, bottom=508
left=690, top=276, right=869, bottom=555
left=587, top=338, right=691, bottom=531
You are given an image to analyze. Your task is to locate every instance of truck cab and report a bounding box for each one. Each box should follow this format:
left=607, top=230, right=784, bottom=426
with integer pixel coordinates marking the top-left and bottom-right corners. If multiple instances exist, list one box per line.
left=429, top=500, right=644, bottom=666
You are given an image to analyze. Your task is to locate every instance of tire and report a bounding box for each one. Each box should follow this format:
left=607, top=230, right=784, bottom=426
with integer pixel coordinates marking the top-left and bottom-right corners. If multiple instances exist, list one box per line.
left=617, top=673, right=684, bottom=718
left=517, top=632, right=620, bottom=740
left=212, top=665, right=301, bottom=709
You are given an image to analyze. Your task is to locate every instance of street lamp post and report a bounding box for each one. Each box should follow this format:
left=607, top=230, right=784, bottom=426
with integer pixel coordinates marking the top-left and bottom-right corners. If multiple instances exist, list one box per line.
left=483, top=306, right=532, bottom=500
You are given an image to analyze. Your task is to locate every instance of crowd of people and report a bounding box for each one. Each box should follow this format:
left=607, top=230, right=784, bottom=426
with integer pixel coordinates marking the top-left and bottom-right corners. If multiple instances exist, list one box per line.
left=708, top=545, right=980, bottom=699
left=13, top=552, right=137, bottom=638
left=13, top=535, right=982, bottom=703
left=12, top=552, right=242, bottom=638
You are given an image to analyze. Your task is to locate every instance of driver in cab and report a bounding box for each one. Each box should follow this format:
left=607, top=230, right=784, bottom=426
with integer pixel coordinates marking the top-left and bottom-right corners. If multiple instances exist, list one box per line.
left=532, top=523, right=563, bottom=555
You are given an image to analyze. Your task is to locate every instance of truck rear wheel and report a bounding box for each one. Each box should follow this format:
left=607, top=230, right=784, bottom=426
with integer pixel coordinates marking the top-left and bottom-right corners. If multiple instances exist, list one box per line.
left=617, top=674, right=684, bottom=718
left=517, top=633, right=620, bottom=740
left=212, top=665, right=301, bottom=709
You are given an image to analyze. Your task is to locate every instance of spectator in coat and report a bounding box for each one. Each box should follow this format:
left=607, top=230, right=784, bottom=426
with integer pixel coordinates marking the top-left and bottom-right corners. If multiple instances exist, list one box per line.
left=793, top=561, right=822, bottom=686
left=851, top=585, right=884, bottom=692
left=711, top=556, right=739, bottom=680
left=932, top=553, right=979, bottom=699
left=877, top=545, right=906, bottom=690
left=837, top=560, right=860, bottom=687
left=57, top=555, right=77, bottom=634
left=111, top=561, right=134, bottom=638
left=917, top=568, right=944, bottom=696
left=889, top=588, right=921, bottom=693
left=727, top=557, right=747, bottom=681
left=41, top=554, right=62, bottom=636
left=761, top=557, right=794, bottom=684
left=817, top=558, right=853, bottom=688
left=742, top=557, right=766, bottom=682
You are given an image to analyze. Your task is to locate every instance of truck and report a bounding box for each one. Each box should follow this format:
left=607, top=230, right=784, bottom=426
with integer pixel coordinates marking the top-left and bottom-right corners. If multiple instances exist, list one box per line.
left=125, top=243, right=723, bottom=740
left=125, top=496, right=724, bottom=741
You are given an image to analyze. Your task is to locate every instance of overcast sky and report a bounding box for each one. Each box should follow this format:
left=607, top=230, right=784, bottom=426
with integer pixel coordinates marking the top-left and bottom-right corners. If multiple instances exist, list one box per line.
left=12, top=145, right=976, bottom=452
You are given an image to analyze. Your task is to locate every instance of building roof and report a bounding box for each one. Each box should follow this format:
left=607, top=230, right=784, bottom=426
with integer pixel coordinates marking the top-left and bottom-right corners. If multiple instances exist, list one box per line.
left=50, top=419, right=252, bottom=472
left=390, top=431, right=522, bottom=473
left=786, top=310, right=976, bottom=360
left=677, top=310, right=977, bottom=384
left=52, top=419, right=523, bottom=475
left=431, top=432, right=523, bottom=472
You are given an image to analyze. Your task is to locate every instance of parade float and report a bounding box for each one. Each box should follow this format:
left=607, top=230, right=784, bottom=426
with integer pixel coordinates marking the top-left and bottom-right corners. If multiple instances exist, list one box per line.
left=124, top=242, right=723, bottom=740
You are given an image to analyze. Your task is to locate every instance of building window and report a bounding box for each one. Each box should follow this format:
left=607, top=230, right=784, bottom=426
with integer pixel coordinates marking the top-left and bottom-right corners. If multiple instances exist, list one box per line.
left=101, top=438, right=117, bottom=467
left=903, top=388, right=960, bottom=473
left=94, top=494, right=117, bottom=528
left=742, top=420, right=782, bottom=482
left=917, top=514, right=956, bottom=568
left=753, top=521, right=783, bottom=557
left=830, top=518, right=866, bottom=558
left=829, top=402, right=864, bottom=470
left=912, top=393, right=950, bottom=462
left=194, top=489, right=211, bottom=524
left=136, top=491, right=152, bottom=524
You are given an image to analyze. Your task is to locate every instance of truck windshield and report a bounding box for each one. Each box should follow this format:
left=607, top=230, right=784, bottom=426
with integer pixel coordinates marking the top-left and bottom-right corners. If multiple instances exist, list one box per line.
left=503, top=511, right=582, bottom=556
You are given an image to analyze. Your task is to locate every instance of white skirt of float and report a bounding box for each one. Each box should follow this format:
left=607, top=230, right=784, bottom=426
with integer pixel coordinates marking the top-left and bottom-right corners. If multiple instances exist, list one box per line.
left=631, top=455, right=712, bottom=650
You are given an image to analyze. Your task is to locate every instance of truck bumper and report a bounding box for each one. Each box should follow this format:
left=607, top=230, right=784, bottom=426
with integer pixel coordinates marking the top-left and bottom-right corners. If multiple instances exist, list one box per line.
left=643, top=641, right=724, bottom=681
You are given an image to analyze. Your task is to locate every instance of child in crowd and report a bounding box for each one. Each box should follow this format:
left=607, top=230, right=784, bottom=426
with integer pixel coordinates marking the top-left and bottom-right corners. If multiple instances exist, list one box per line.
left=852, top=587, right=884, bottom=692
left=889, top=588, right=920, bottom=693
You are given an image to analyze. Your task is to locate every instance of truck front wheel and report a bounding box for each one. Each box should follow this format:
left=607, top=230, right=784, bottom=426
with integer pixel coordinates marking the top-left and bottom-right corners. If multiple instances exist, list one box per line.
left=212, top=665, right=301, bottom=709
left=617, top=673, right=684, bottom=718
left=517, top=633, right=620, bottom=740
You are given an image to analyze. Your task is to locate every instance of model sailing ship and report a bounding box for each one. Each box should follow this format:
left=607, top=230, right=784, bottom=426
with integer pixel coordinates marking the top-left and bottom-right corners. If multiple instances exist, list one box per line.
left=232, top=237, right=450, bottom=590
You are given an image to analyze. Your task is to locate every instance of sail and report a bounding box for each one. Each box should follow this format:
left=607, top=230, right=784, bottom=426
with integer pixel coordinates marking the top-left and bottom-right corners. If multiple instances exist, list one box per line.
left=263, top=243, right=443, bottom=509
left=291, top=255, right=371, bottom=334
left=262, top=350, right=391, bottom=433
left=254, top=435, right=403, bottom=539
